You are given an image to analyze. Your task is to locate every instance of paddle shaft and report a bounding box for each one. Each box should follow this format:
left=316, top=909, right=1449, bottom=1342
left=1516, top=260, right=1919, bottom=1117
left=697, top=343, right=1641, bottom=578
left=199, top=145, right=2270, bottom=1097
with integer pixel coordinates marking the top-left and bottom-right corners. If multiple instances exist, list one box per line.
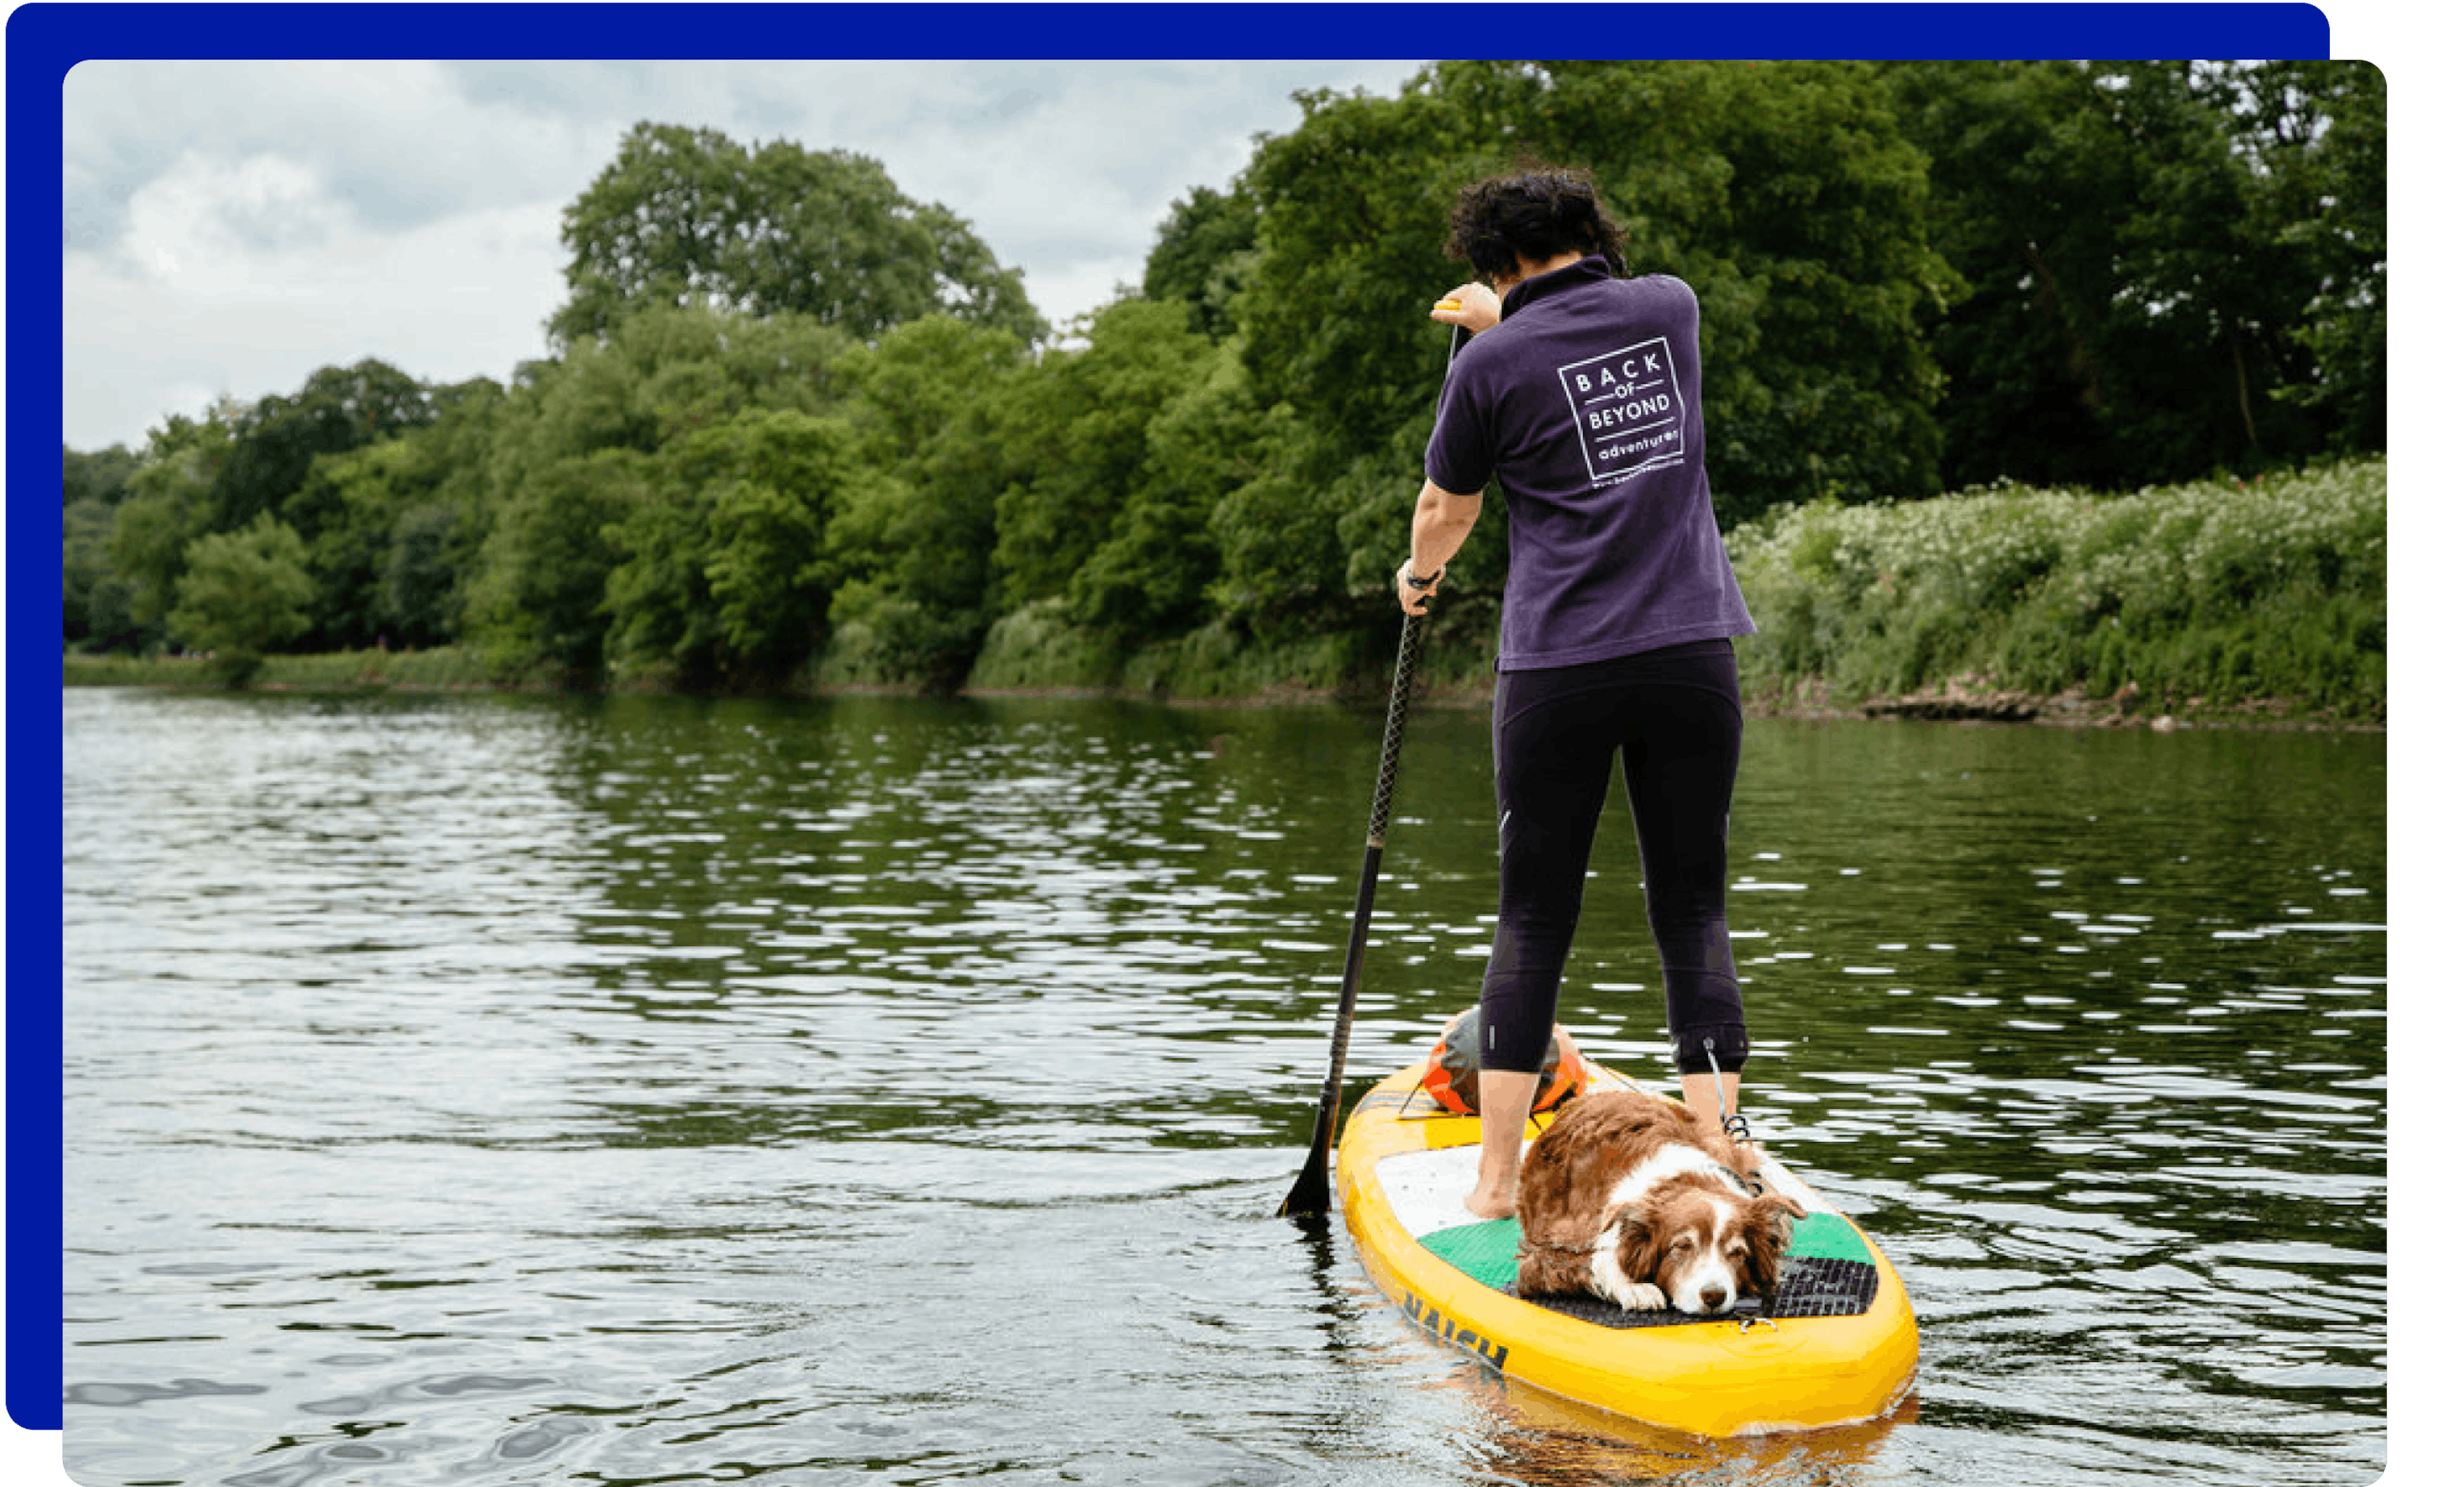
left=1279, top=321, right=1468, bottom=1219
left=1278, top=611, right=1428, bottom=1218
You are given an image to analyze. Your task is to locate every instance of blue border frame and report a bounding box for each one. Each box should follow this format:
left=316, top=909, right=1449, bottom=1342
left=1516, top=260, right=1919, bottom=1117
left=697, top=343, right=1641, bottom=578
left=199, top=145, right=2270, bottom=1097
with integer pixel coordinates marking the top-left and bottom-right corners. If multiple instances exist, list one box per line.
left=10, top=0, right=2334, bottom=1438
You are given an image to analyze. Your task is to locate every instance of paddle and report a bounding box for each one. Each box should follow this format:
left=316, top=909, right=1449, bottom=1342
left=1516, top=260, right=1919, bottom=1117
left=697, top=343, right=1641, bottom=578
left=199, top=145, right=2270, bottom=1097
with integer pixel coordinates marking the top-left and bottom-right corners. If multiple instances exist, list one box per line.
left=1279, top=321, right=1469, bottom=1220
left=1275, top=610, right=1428, bottom=1218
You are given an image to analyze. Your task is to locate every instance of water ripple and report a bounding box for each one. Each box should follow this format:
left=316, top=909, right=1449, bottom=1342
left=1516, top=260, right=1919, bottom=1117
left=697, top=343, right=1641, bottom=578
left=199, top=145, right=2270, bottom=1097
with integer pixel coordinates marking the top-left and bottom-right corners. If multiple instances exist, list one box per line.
left=62, top=692, right=2383, bottom=1485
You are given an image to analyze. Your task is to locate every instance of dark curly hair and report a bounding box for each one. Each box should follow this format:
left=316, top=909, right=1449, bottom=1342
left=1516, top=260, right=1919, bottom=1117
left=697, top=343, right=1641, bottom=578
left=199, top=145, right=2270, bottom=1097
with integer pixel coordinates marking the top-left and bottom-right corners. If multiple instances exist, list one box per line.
left=1443, top=167, right=1628, bottom=282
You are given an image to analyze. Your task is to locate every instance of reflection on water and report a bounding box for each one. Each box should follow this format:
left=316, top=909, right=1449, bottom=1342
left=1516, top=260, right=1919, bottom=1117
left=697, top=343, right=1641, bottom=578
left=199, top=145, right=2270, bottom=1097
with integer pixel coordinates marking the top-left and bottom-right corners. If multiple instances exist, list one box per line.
left=62, top=688, right=2383, bottom=1484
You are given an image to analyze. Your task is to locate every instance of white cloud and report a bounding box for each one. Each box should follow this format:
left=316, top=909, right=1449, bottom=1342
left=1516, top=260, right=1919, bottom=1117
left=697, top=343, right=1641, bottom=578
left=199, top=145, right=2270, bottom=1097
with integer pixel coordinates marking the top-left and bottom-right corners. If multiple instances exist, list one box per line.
left=59, top=58, right=1426, bottom=450
left=65, top=152, right=569, bottom=447
left=65, top=58, right=620, bottom=237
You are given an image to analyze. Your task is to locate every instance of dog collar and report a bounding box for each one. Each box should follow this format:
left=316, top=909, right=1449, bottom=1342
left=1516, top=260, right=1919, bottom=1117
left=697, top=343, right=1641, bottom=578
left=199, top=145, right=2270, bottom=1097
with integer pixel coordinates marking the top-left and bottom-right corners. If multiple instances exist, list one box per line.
left=1713, top=1162, right=1765, bottom=1198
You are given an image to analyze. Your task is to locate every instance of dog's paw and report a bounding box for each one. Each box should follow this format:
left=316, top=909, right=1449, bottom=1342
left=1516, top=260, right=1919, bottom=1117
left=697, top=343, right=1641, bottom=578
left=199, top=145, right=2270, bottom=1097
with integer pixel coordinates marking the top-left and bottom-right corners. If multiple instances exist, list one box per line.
left=1598, top=1276, right=1668, bottom=1313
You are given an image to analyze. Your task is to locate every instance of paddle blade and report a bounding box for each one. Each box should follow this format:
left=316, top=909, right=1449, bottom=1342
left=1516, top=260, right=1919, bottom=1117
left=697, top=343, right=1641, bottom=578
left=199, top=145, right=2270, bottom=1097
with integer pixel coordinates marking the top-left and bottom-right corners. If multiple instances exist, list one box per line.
left=1278, top=1096, right=1340, bottom=1218
left=1277, top=1155, right=1331, bottom=1219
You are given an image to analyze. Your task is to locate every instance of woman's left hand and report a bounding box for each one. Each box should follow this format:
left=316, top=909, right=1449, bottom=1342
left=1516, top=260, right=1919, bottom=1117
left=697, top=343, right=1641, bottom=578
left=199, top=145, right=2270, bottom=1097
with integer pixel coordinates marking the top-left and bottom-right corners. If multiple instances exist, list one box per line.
left=1431, top=283, right=1501, bottom=334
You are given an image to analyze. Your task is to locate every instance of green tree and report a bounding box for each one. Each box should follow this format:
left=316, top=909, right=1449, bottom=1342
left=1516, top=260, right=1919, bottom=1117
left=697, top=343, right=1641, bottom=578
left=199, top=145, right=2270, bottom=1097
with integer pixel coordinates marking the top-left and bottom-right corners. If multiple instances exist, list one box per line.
left=2086, top=61, right=2307, bottom=475
left=1202, top=404, right=1337, bottom=634
left=1890, top=60, right=2383, bottom=489
left=2225, top=60, right=2386, bottom=455
left=291, top=438, right=423, bottom=647
left=468, top=303, right=864, bottom=681
left=463, top=303, right=857, bottom=679
left=63, top=443, right=142, bottom=648
left=990, top=298, right=1216, bottom=611
left=287, top=377, right=507, bottom=649
left=381, top=501, right=466, bottom=649
left=1884, top=61, right=2119, bottom=488
left=837, top=314, right=1031, bottom=472
left=603, top=407, right=860, bottom=686
left=1234, top=76, right=1473, bottom=482
left=1168, top=79, right=1469, bottom=633
left=223, top=358, right=434, bottom=534
left=489, top=303, right=854, bottom=488
left=1634, top=60, right=1949, bottom=517
left=825, top=316, right=1034, bottom=690
left=64, top=443, right=141, bottom=508
left=166, top=513, right=315, bottom=661
left=106, top=409, right=237, bottom=635
left=64, top=497, right=131, bottom=650
left=95, top=364, right=434, bottom=651
left=468, top=447, right=653, bottom=682
left=551, top=122, right=1044, bottom=349
left=1071, top=337, right=1270, bottom=634
left=1142, top=184, right=1261, bottom=341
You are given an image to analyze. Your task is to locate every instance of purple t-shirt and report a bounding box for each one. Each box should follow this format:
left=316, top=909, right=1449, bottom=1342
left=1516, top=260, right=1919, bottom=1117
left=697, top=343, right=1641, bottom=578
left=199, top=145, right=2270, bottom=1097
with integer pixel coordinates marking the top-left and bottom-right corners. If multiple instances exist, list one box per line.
left=1425, top=256, right=1754, bottom=672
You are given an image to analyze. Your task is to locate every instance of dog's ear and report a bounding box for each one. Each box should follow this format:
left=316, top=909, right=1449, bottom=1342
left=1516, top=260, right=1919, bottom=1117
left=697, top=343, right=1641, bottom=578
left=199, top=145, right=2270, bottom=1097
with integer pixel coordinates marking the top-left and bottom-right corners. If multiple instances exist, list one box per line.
left=1606, top=1201, right=1663, bottom=1278
left=1756, top=1193, right=1806, bottom=1245
left=1606, top=1200, right=1656, bottom=1237
left=1743, top=1194, right=1805, bottom=1296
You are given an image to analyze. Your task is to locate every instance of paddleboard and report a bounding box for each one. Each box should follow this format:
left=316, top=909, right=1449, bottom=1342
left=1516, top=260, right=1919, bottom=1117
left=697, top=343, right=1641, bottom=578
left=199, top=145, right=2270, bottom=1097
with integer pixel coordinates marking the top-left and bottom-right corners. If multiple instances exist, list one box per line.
left=1336, top=1056, right=1919, bottom=1439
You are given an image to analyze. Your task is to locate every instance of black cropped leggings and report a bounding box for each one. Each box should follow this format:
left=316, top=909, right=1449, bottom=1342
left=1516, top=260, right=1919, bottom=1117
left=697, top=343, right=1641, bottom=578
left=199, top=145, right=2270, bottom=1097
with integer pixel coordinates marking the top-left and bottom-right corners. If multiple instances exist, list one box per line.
left=1477, top=638, right=1749, bottom=1078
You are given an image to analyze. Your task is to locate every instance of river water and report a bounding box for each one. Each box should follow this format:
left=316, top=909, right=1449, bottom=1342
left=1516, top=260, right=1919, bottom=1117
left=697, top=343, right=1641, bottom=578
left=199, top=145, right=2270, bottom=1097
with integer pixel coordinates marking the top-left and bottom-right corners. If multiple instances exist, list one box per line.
left=58, top=686, right=2386, bottom=1486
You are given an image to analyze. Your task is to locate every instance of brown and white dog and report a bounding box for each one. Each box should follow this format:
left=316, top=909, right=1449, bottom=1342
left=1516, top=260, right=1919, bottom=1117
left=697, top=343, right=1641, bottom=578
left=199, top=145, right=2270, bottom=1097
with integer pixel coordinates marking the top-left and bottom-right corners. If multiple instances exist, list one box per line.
left=1514, top=1092, right=1804, bottom=1316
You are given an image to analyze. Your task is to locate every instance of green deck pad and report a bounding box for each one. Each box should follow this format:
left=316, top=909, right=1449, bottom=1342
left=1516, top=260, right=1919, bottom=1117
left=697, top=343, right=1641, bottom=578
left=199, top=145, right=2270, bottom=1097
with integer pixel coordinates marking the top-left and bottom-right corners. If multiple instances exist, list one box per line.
left=1783, top=1212, right=1872, bottom=1264
left=1421, top=1219, right=1524, bottom=1291
left=1420, top=1210, right=1872, bottom=1293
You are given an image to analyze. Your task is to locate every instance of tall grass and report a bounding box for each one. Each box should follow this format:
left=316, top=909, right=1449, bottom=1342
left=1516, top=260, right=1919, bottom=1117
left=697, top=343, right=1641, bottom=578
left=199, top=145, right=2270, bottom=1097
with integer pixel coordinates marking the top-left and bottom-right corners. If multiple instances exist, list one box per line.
left=956, top=598, right=1375, bottom=702
left=1725, top=457, right=2386, bottom=722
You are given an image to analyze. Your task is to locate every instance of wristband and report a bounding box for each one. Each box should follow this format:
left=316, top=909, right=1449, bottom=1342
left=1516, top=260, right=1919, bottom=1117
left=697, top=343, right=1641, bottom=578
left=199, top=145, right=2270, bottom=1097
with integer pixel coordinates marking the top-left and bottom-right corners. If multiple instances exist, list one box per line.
left=1403, top=565, right=1443, bottom=591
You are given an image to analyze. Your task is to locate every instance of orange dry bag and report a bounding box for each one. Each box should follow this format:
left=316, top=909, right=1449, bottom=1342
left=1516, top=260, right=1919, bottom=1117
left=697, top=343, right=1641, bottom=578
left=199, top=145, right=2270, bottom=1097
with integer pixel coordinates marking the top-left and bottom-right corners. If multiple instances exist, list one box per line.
left=1421, top=1007, right=1588, bottom=1115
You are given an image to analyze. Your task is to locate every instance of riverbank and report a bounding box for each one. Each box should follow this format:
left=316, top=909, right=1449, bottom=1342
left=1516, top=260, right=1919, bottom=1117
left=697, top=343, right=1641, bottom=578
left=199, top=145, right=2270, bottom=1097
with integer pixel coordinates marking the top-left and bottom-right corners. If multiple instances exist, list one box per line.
left=1725, top=457, right=2386, bottom=728
left=60, top=645, right=2376, bottom=731
left=61, top=455, right=2386, bottom=731
left=62, top=648, right=531, bottom=693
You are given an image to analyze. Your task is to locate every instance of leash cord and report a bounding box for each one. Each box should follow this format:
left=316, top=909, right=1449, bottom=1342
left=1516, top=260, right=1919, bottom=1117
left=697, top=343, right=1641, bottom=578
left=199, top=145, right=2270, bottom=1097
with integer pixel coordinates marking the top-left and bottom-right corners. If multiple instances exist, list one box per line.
left=1703, top=1037, right=1754, bottom=1144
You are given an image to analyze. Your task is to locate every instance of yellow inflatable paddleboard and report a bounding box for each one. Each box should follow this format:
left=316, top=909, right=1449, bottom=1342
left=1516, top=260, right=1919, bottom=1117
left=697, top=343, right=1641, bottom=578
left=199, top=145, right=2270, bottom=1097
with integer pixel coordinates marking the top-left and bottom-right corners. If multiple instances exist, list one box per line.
left=1335, top=1056, right=1919, bottom=1439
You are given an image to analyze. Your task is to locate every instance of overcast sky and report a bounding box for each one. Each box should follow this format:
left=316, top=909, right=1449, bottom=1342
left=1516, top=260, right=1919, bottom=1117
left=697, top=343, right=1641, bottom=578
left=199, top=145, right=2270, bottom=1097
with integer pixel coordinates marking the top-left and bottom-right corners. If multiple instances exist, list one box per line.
left=60, top=58, right=1426, bottom=452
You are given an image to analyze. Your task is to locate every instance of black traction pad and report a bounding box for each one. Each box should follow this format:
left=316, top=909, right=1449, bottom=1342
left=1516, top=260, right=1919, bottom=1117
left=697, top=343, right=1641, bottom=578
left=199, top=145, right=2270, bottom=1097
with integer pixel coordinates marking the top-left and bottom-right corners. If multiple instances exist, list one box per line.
left=1518, top=1253, right=1881, bottom=1330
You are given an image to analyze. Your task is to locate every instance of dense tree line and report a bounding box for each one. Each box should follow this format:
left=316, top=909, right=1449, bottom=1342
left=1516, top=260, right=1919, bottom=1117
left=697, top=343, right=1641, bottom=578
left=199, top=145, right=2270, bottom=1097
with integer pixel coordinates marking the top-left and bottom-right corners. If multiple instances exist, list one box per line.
left=64, top=61, right=2384, bottom=693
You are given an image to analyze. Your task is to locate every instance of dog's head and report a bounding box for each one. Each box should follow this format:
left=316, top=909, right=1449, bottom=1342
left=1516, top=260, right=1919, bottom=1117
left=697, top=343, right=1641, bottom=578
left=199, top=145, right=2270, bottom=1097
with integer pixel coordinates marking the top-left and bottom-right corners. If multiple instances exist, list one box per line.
left=1609, top=1180, right=1807, bottom=1315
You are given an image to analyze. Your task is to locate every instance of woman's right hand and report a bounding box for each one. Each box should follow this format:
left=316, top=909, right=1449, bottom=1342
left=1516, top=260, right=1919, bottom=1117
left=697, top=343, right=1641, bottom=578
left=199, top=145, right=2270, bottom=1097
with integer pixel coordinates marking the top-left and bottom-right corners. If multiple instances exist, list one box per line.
left=1431, top=283, right=1501, bottom=334
left=1396, top=559, right=1443, bottom=616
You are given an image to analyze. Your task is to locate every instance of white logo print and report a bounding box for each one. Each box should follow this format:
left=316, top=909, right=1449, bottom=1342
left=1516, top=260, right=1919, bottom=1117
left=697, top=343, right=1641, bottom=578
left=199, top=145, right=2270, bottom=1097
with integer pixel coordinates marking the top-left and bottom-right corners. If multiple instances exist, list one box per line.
left=1557, top=338, right=1685, bottom=485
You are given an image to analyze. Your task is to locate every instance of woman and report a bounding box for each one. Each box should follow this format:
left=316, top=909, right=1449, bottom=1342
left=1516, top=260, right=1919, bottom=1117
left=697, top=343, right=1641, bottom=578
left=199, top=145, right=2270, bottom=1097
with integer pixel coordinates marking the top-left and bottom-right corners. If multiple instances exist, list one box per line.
left=1398, top=169, right=1758, bottom=1219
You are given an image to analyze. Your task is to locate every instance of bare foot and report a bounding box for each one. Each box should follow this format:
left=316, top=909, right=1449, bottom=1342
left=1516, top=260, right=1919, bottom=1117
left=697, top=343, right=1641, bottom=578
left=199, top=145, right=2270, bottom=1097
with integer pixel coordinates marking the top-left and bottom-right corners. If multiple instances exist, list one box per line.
left=1464, top=1179, right=1518, bottom=1221
left=1469, top=1069, right=1539, bottom=1223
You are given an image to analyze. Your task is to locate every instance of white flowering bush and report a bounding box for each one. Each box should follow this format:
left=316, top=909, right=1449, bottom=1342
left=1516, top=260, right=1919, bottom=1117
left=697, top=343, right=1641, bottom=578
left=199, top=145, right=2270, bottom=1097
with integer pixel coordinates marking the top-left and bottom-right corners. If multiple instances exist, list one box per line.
left=1727, top=457, right=2386, bottom=718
